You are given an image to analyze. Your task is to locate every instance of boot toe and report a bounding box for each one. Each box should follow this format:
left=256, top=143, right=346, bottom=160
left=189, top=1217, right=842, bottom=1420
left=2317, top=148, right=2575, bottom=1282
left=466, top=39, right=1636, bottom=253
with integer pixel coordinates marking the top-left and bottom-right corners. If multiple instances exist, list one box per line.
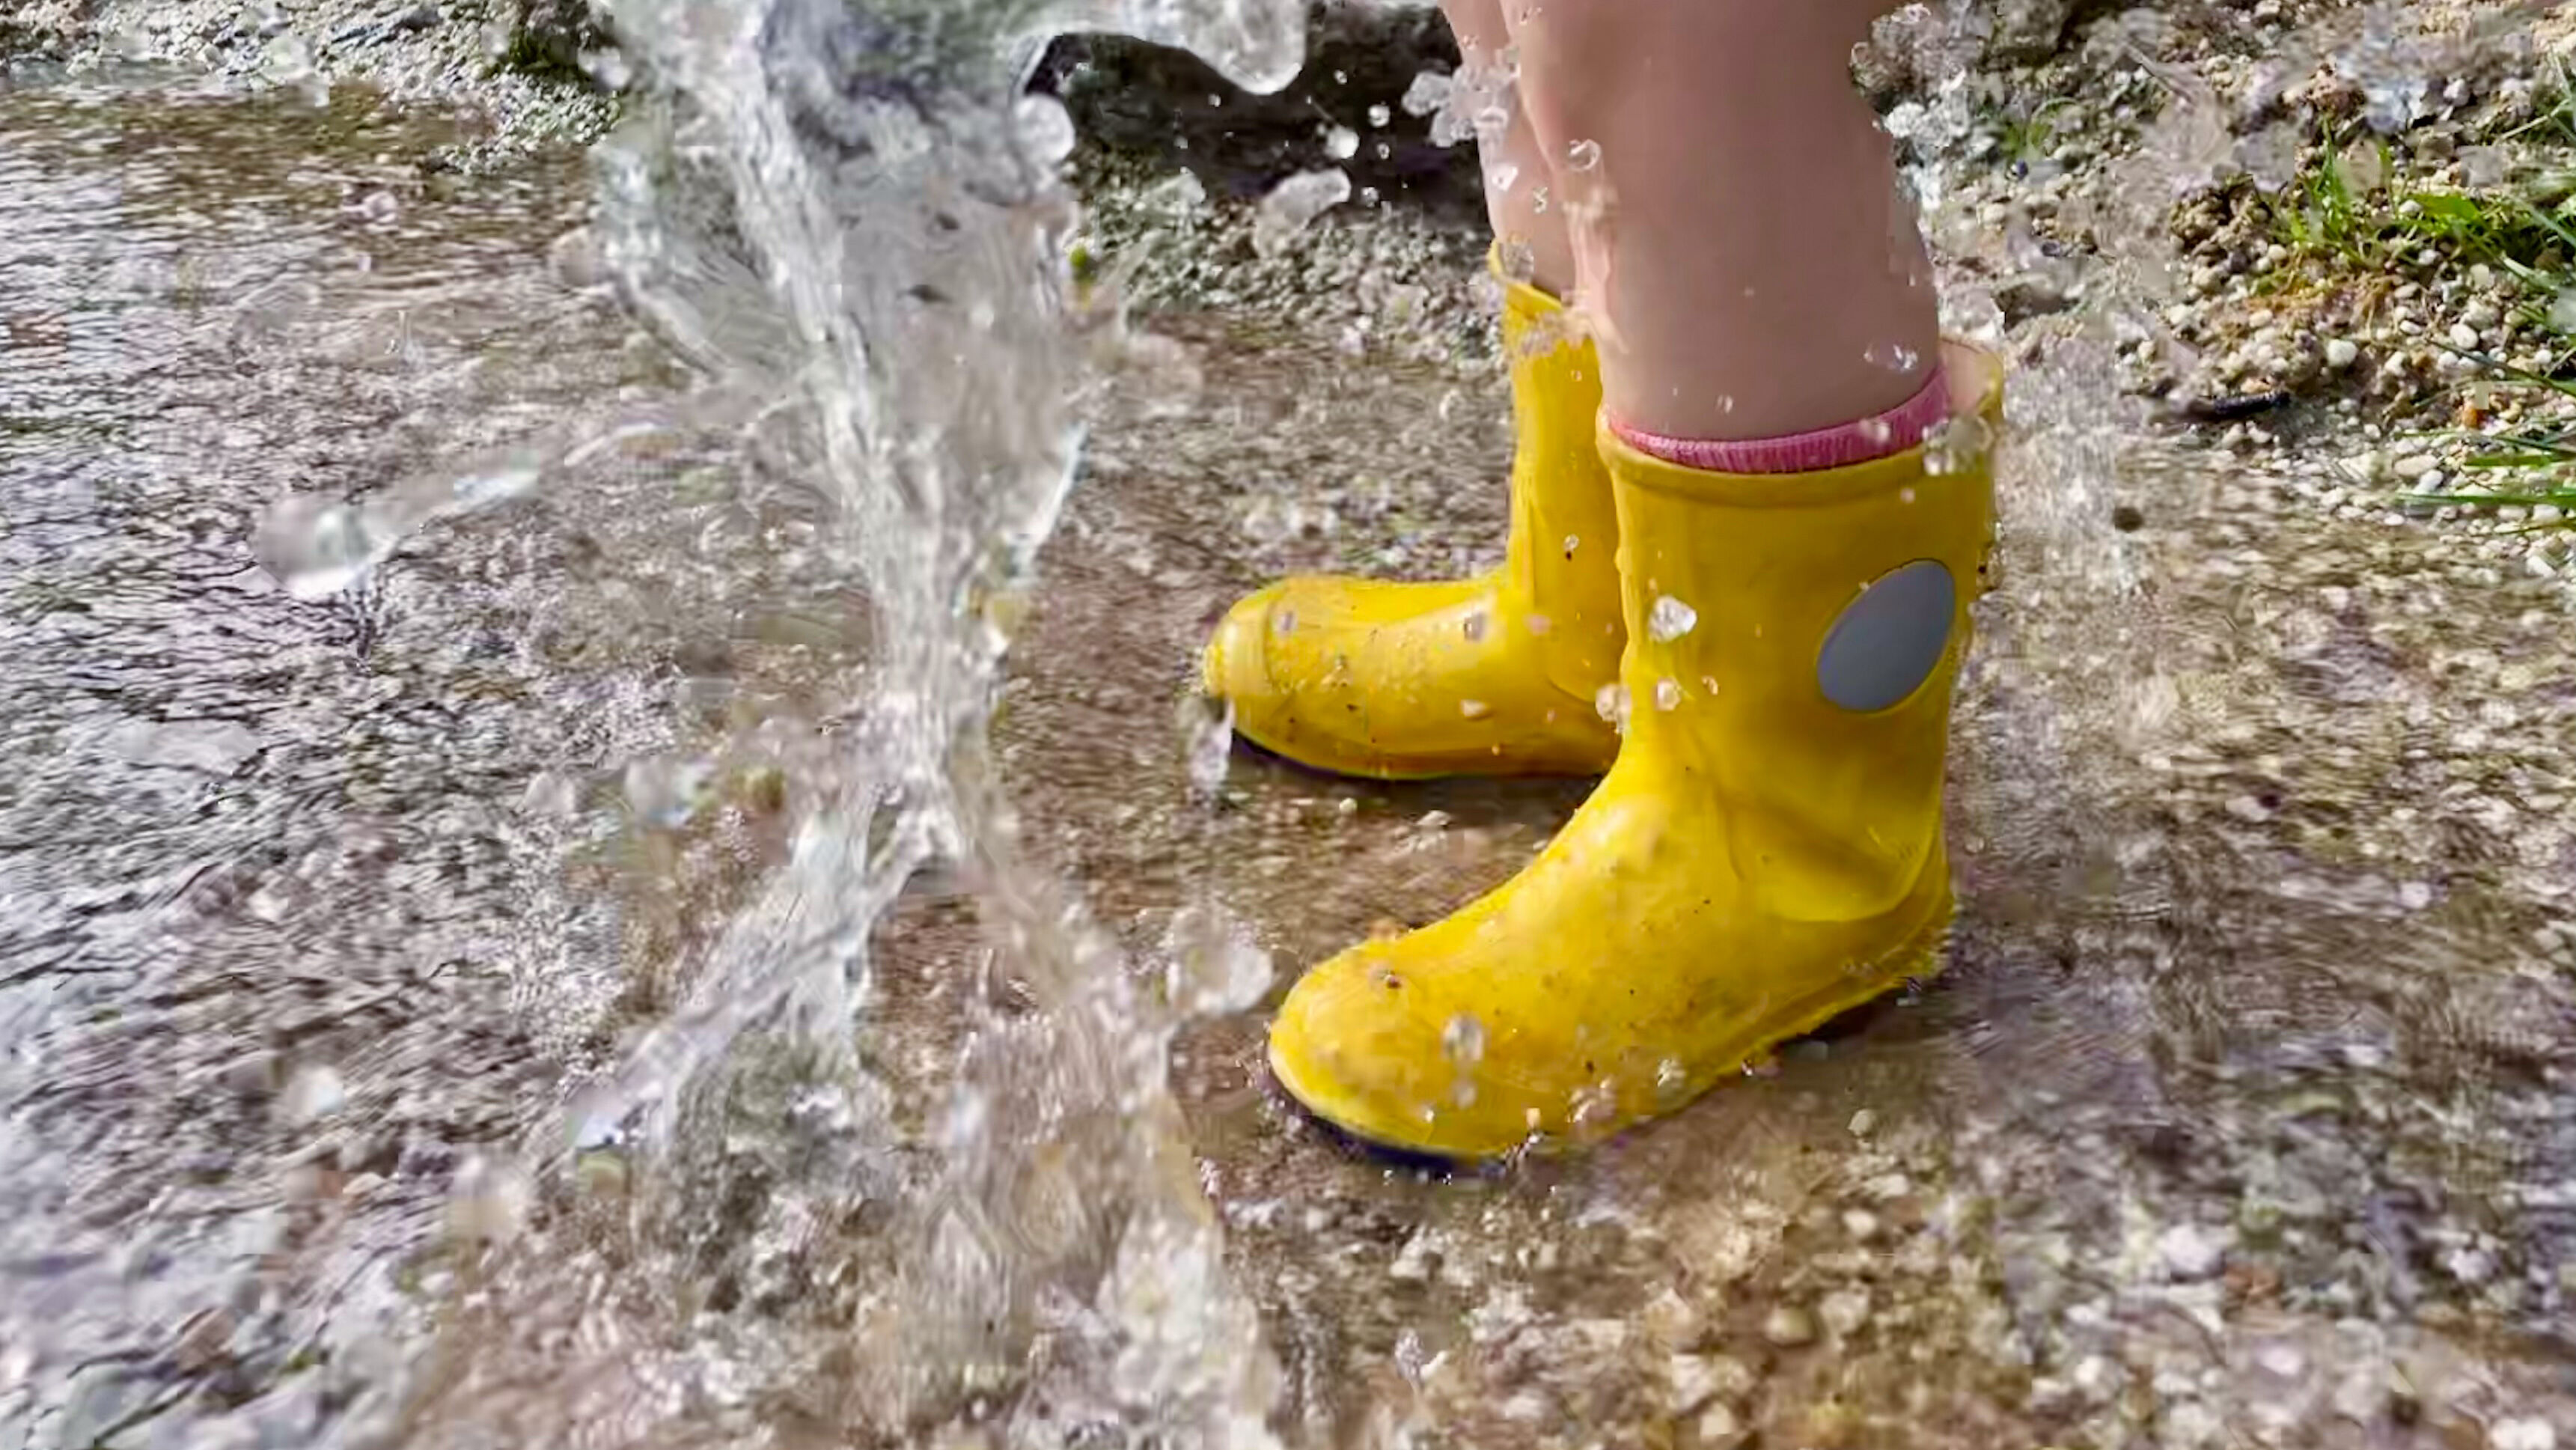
left=1267, top=945, right=1541, bottom=1160
left=1202, top=585, right=1284, bottom=707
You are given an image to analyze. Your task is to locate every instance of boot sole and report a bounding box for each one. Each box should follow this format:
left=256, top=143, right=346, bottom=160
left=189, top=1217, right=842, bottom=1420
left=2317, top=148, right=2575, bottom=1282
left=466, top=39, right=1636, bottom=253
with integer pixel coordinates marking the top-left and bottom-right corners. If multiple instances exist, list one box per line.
left=1228, top=716, right=1613, bottom=785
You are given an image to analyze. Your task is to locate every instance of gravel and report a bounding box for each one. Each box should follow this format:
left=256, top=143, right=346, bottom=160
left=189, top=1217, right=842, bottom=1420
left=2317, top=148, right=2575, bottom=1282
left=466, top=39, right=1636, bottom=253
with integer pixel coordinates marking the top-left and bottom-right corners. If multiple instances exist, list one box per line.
left=0, top=0, right=618, bottom=159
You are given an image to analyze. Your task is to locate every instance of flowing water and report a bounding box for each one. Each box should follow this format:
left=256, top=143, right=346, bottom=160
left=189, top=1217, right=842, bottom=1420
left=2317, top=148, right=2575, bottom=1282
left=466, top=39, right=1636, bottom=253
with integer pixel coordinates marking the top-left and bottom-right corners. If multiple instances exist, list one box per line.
left=5, top=3, right=2576, bottom=1448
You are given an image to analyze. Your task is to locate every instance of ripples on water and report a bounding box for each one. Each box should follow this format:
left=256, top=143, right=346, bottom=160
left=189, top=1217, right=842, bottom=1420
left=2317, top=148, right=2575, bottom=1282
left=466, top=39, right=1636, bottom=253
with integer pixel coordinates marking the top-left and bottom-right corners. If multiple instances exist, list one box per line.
left=6, top=2, right=2576, bottom=1447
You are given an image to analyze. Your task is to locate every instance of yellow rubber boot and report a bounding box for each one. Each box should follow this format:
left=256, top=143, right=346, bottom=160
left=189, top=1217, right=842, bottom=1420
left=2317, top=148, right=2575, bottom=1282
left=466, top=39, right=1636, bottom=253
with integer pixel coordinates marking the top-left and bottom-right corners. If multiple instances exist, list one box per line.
left=1200, top=270, right=1623, bottom=780
left=1267, top=347, right=2003, bottom=1158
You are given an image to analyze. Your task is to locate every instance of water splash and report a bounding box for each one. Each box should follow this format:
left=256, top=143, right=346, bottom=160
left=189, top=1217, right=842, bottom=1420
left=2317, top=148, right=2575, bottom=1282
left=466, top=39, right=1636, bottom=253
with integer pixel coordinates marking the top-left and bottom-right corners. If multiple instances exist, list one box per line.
left=373, top=0, right=1308, bottom=1442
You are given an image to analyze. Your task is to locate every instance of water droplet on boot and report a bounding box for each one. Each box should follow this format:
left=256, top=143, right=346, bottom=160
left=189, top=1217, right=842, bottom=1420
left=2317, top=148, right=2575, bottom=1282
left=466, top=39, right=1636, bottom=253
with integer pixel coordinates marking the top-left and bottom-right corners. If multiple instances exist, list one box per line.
left=1655, top=678, right=1682, bottom=711
left=1647, top=595, right=1697, bottom=642
left=1459, top=698, right=1492, bottom=720
left=1462, top=611, right=1488, bottom=642
left=1864, top=341, right=1921, bottom=373
left=1595, top=683, right=1632, bottom=734
left=1565, top=138, right=1602, bottom=171
left=1442, top=1014, right=1486, bottom=1066
left=1563, top=534, right=1581, bottom=558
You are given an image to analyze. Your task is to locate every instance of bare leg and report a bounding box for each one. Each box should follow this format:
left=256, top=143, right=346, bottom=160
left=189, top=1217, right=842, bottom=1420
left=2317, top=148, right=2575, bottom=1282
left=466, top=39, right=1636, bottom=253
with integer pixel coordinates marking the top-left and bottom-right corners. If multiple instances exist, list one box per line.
left=1504, top=0, right=1938, bottom=440
left=1441, top=0, right=1575, bottom=296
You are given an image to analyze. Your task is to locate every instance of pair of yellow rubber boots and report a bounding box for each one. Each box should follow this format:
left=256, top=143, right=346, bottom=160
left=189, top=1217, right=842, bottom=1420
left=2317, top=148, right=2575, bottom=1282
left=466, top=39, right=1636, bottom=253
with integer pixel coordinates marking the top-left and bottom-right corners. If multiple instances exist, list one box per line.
left=1203, top=266, right=2002, bottom=1160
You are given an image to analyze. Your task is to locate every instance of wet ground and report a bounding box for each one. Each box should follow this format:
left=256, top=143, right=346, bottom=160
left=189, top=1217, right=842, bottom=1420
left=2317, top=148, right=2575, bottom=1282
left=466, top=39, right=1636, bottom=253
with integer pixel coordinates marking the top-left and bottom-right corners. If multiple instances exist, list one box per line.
left=8, top=66, right=2576, bottom=1450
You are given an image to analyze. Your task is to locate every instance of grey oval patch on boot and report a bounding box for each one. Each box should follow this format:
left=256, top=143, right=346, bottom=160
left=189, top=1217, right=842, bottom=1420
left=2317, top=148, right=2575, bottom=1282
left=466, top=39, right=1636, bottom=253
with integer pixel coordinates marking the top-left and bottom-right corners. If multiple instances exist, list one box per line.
left=1816, top=560, right=1955, bottom=713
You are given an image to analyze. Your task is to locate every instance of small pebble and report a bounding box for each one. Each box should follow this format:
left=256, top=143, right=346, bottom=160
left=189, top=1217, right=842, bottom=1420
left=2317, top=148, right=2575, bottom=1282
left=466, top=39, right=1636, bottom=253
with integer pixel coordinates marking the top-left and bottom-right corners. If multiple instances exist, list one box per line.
left=278, top=1064, right=346, bottom=1125
left=1697, top=1404, right=1747, bottom=1447
left=2159, top=1222, right=2227, bottom=1280
left=2450, top=322, right=2482, bottom=351
left=1819, top=1288, right=1873, bottom=1337
left=2393, top=454, right=2438, bottom=481
left=1668, top=1352, right=1751, bottom=1412
left=1762, top=1304, right=1818, bottom=1347
left=2324, top=338, right=2360, bottom=369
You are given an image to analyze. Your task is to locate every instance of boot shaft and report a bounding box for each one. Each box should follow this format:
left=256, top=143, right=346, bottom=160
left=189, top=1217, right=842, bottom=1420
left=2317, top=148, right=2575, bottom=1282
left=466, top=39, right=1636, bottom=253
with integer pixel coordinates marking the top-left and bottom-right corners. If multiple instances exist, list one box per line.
left=1601, top=344, right=2003, bottom=919
left=1497, top=275, right=1626, bottom=701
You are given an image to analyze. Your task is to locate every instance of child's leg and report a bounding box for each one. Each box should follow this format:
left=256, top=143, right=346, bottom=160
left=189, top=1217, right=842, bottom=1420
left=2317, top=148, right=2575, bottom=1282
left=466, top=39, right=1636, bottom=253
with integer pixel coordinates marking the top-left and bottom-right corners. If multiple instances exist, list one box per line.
left=1441, top=0, right=1575, bottom=296
left=1506, top=0, right=1938, bottom=442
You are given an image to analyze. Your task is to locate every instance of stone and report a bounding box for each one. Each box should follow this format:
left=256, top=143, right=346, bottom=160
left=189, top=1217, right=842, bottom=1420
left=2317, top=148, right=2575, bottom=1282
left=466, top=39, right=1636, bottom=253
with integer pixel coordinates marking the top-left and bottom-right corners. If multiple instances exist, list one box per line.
left=1697, top=1403, right=1748, bottom=1448
left=1819, top=1288, right=1873, bottom=1337
left=2159, top=1222, right=2227, bottom=1280
left=1668, top=1352, right=1754, bottom=1412
left=2325, top=338, right=2360, bottom=369
left=502, top=0, right=611, bottom=82
left=1037, top=2, right=1481, bottom=216
left=278, top=1064, right=347, bottom=1125
left=1984, top=0, right=2083, bottom=60
left=1762, top=1304, right=1818, bottom=1347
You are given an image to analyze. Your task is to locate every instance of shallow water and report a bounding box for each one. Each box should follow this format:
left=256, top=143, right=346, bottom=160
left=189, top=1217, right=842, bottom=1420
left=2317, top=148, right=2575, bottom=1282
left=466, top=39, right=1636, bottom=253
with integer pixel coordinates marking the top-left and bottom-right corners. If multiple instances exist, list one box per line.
left=7, top=22, right=2576, bottom=1450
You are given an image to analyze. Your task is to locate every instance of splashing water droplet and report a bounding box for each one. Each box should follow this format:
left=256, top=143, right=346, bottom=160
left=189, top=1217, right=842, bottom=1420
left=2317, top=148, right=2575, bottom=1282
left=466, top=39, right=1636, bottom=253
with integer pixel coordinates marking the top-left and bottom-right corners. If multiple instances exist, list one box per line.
left=1185, top=696, right=1236, bottom=800
left=1323, top=124, right=1358, bottom=160
left=1921, top=413, right=1993, bottom=478
left=1014, top=94, right=1077, bottom=166
left=1488, top=161, right=1521, bottom=194
left=1367, top=103, right=1392, bottom=128
left=1647, top=595, right=1698, bottom=642
left=1864, top=341, right=1922, bottom=373
left=1162, top=906, right=1276, bottom=1018
left=1400, top=70, right=1453, bottom=118
left=581, top=46, right=633, bottom=91
left=1566, top=138, right=1602, bottom=171
left=1498, top=237, right=1537, bottom=284
left=1253, top=168, right=1352, bottom=256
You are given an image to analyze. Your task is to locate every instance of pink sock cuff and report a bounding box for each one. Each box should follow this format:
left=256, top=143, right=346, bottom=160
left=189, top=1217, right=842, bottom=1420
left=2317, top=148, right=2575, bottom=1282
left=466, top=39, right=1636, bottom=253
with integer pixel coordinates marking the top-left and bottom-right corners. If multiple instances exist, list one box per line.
left=1610, top=368, right=1953, bottom=475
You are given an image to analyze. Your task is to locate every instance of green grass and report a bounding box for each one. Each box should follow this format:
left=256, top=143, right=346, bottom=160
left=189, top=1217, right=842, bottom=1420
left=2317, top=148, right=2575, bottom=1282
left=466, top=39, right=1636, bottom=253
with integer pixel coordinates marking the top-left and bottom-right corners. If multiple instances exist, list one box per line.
left=2261, top=91, right=2576, bottom=525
